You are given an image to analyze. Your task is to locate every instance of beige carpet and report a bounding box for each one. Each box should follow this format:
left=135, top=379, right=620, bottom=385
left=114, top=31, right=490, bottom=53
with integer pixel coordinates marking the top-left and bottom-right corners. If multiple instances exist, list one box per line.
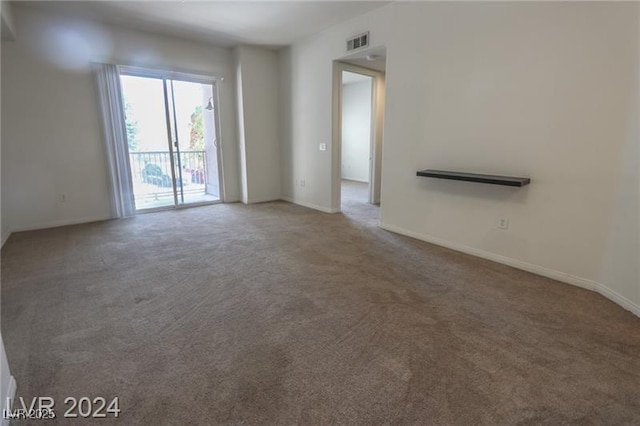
left=2, top=189, right=639, bottom=424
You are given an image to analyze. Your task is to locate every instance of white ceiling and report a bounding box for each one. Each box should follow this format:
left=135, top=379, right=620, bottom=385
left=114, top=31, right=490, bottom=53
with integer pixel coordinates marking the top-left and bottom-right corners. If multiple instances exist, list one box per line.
left=19, top=1, right=390, bottom=49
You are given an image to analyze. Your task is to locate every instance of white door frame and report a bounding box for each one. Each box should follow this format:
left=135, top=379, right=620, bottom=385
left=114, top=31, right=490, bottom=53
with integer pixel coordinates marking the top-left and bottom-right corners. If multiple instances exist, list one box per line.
left=331, top=61, right=385, bottom=211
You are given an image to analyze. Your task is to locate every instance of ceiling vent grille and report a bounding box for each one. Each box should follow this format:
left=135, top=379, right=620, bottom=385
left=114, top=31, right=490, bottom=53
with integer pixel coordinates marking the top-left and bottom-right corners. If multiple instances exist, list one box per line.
left=346, top=32, right=369, bottom=52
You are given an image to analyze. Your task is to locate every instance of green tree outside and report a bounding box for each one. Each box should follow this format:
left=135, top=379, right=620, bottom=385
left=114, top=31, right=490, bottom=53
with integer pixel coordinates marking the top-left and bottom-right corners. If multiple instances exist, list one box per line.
left=189, top=105, right=204, bottom=151
left=124, top=100, right=139, bottom=152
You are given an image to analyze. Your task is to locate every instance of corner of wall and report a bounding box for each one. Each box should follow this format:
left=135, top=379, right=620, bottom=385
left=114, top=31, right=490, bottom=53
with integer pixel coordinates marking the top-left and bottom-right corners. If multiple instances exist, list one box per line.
left=1, top=0, right=16, bottom=41
left=233, top=47, right=249, bottom=204
left=234, top=45, right=282, bottom=204
left=1, top=229, right=11, bottom=248
left=277, top=47, right=293, bottom=200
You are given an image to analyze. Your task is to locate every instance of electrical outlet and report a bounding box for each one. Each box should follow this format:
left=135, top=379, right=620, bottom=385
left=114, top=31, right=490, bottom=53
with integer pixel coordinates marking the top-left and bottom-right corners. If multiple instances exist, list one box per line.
left=497, top=217, right=509, bottom=230
left=300, top=179, right=306, bottom=188
left=319, top=143, right=327, bottom=151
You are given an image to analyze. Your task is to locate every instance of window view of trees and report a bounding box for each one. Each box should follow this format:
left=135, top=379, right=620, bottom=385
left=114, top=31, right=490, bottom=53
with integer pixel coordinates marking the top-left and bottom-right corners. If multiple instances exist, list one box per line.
left=123, top=98, right=204, bottom=153
left=189, top=105, right=204, bottom=151
left=124, top=100, right=139, bottom=152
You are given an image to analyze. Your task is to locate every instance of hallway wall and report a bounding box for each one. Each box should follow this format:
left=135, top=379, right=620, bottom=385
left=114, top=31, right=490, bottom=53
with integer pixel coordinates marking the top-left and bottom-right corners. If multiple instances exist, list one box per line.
left=341, top=79, right=372, bottom=183
left=279, top=2, right=640, bottom=314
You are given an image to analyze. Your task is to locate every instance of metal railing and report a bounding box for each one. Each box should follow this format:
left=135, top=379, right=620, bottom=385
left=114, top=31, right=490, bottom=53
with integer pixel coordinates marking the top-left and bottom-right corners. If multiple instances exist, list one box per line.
left=129, top=151, right=207, bottom=192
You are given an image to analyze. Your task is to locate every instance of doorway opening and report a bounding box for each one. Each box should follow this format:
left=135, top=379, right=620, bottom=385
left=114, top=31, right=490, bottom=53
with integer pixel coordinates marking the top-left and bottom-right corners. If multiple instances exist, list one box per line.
left=332, top=53, right=386, bottom=220
left=120, top=69, right=223, bottom=211
left=341, top=71, right=373, bottom=209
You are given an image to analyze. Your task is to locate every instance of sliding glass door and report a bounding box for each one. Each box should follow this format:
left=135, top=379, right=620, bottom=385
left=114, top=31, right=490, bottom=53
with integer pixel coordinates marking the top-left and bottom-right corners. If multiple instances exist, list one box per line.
left=120, top=70, right=222, bottom=211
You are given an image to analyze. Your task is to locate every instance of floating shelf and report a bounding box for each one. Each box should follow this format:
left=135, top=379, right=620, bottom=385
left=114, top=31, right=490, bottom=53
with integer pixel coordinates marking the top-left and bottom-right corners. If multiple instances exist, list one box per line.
left=416, top=169, right=530, bottom=187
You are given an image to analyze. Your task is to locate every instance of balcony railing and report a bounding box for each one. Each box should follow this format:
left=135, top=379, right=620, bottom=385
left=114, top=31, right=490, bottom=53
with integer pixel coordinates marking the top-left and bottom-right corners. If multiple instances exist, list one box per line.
left=130, top=150, right=207, bottom=194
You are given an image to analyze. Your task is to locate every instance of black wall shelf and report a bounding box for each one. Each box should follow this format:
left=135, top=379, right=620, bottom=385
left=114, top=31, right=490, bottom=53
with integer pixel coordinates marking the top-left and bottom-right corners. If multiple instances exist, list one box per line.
left=417, top=170, right=530, bottom=187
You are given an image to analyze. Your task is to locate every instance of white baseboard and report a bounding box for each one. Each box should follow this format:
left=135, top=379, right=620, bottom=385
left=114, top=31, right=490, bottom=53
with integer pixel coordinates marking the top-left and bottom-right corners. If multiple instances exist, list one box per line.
left=342, top=178, right=369, bottom=184
left=1, top=376, right=16, bottom=426
left=380, top=222, right=640, bottom=317
left=9, top=215, right=111, bottom=235
left=246, top=196, right=282, bottom=204
left=280, top=197, right=340, bottom=214
left=1, top=216, right=111, bottom=248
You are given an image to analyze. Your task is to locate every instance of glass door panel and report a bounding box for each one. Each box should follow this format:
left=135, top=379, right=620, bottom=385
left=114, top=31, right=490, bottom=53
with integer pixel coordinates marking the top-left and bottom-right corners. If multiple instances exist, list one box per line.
left=168, top=79, right=220, bottom=206
left=121, top=75, right=175, bottom=210
left=121, top=72, right=222, bottom=211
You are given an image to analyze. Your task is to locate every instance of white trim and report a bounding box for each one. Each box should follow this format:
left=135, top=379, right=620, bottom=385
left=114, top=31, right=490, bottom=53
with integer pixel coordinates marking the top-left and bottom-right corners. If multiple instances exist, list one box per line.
left=280, top=197, right=340, bottom=214
left=135, top=200, right=222, bottom=215
left=332, top=60, right=386, bottom=212
left=341, top=178, right=369, bottom=184
left=245, top=197, right=283, bottom=205
left=8, top=216, right=111, bottom=235
left=1, top=376, right=16, bottom=426
left=380, top=222, right=640, bottom=317
left=3, top=203, right=231, bottom=236
left=117, top=65, right=220, bottom=85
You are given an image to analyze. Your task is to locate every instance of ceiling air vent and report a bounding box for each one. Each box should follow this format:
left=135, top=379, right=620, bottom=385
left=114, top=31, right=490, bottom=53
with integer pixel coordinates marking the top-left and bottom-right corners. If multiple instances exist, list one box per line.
left=346, top=32, right=369, bottom=52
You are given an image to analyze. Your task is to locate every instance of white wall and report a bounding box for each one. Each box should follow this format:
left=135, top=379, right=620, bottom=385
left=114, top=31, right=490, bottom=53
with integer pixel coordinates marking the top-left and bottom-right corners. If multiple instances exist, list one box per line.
left=279, top=5, right=392, bottom=212
left=341, top=79, right=371, bottom=183
left=1, top=5, right=241, bottom=238
left=234, top=48, right=249, bottom=203
left=0, top=0, right=15, bottom=41
left=233, top=45, right=281, bottom=204
left=0, top=5, right=4, bottom=245
left=0, top=334, right=16, bottom=424
left=0, top=4, right=16, bottom=412
left=279, top=2, right=640, bottom=314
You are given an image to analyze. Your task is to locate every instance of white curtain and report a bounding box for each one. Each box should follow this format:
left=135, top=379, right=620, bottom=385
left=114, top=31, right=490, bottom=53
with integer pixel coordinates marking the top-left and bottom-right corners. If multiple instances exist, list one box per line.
left=94, top=63, right=136, bottom=218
